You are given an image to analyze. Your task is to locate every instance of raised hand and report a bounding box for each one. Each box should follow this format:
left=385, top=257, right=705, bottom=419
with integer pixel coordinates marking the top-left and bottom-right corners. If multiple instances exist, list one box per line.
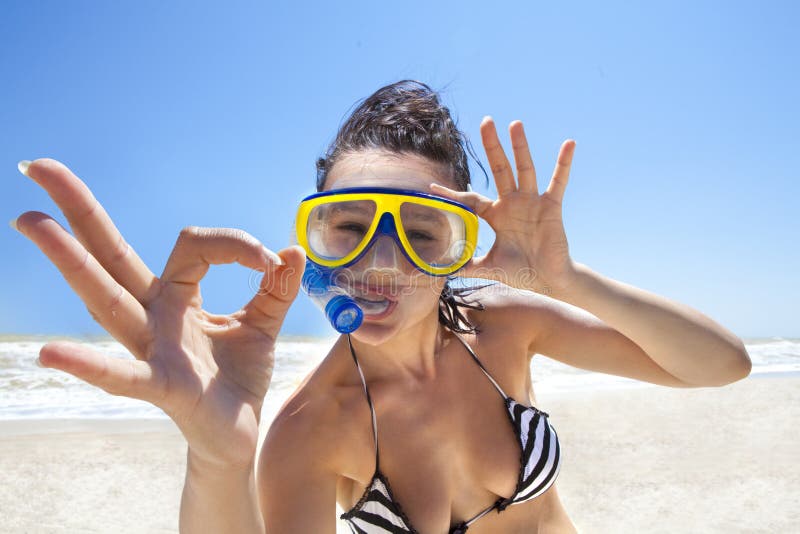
left=431, top=117, right=578, bottom=295
left=11, top=159, right=305, bottom=468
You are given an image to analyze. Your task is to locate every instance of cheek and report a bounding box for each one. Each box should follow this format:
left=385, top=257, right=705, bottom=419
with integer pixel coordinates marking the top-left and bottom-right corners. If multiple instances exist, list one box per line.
left=396, top=278, right=447, bottom=312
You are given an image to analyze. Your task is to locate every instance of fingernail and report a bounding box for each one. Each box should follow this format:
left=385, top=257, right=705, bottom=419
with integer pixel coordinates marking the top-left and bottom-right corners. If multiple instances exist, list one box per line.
left=9, top=218, right=19, bottom=232
left=17, top=160, right=32, bottom=177
left=263, top=246, right=284, bottom=266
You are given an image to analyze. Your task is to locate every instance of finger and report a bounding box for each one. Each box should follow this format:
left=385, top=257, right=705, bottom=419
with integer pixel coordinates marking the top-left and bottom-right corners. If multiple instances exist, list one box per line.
left=38, top=341, right=166, bottom=405
left=161, top=226, right=282, bottom=288
left=509, top=121, right=538, bottom=194
left=545, top=140, right=577, bottom=204
left=21, top=159, right=158, bottom=303
left=14, top=212, right=152, bottom=357
left=429, top=183, right=494, bottom=218
left=241, top=245, right=306, bottom=337
left=479, top=116, right=516, bottom=196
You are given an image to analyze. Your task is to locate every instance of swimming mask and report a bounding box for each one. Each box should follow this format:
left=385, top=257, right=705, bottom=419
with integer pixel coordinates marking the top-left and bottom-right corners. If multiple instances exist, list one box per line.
left=295, top=187, right=478, bottom=277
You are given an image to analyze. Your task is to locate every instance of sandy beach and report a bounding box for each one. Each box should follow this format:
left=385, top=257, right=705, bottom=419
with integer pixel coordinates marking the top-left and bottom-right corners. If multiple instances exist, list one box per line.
left=0, top=374, right=796, bottom=533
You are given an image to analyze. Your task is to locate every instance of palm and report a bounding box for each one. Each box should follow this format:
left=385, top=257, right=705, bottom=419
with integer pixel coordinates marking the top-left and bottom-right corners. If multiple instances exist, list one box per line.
left=481, top=192, right=571, bottom=292
left=146, top=290, right=277, bottom=465
left=431, top=118, right=577, bottom=294
left=13, top=158, right=305, bottom=467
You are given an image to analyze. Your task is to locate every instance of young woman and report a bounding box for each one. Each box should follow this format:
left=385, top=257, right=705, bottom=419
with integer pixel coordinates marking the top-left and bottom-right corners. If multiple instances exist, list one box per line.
left=13, top=80, right=751, bottom=533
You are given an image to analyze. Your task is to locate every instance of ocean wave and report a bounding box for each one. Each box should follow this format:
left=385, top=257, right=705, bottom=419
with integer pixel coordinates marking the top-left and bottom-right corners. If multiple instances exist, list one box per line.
left=0, top=336, right=796, bottom=420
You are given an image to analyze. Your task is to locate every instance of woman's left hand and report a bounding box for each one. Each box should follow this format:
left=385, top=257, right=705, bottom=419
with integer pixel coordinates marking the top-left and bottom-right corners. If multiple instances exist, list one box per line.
left=431, top=117, right=578, bottom=296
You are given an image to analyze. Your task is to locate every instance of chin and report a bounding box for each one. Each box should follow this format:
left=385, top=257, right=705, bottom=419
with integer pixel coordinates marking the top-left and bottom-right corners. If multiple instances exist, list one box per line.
left=349, top=298, right=440, bottom=347
left=349, top=320, right=404, bottom=346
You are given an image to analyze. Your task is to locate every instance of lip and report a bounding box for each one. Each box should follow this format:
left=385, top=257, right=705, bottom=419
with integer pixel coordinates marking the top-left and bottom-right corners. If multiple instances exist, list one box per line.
left=348, top=280, right=408, bottom=302
left=360, top=299, right=398, bottom=320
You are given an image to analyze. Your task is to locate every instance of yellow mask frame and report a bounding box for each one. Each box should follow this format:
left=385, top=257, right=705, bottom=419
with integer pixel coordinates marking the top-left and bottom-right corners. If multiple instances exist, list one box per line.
left=295, top=187, right=479, bottom=276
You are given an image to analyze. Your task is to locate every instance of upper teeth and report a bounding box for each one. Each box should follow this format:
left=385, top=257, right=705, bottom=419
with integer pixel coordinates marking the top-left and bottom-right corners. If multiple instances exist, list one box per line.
left=352, top=287, right=388, bottom=301
left=356, top=294, right=386, bottom=303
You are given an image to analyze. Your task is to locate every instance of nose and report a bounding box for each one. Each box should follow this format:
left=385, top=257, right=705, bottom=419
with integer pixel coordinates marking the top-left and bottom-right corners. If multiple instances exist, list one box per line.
left=364, top=234, right=400, bottom=270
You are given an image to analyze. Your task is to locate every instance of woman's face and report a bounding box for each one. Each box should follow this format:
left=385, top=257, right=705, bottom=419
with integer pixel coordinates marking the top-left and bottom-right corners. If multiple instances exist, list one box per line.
left=324, top=149, right=461, bottom=345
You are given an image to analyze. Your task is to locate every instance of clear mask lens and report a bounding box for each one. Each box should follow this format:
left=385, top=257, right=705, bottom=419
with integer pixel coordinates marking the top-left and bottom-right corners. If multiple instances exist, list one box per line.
left=398, top=202, right=467, bottom=268
left=305, top=199, right=468, bottom=272
left=307, top=200, right=376, bottom=261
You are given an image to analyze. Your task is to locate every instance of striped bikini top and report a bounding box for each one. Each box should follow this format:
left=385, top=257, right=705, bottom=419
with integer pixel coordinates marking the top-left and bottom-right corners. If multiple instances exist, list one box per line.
left=340, top=333, right=562, bottom=534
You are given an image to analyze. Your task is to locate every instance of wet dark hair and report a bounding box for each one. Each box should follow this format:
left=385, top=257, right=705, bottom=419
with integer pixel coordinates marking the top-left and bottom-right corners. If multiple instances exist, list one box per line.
left=315, top=80, right=492, bottom=334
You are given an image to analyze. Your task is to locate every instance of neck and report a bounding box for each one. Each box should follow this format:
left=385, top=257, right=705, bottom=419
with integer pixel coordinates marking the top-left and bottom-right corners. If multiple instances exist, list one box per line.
left=346, top=307, right=452, bottom=384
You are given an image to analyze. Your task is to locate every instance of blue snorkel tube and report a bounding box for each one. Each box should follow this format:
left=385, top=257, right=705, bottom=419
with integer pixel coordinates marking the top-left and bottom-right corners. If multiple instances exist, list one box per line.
left=301, top=260, right=363, bottom=334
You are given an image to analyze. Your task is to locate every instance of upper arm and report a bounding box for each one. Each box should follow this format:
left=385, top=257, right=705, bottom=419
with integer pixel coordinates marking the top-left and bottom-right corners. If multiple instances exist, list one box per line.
left=477, top=285, right=692, bottom=388
left=257, top=403, right=339, bottom=534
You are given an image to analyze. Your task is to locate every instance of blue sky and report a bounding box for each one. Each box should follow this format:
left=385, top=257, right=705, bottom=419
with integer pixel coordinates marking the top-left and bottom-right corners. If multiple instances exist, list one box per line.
left=1, top=1, right=797, bottom=338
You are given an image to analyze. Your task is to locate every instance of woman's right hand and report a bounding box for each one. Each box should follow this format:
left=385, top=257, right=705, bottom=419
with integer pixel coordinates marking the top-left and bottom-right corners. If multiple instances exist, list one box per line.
left=12, top=158, right=305, bottom=469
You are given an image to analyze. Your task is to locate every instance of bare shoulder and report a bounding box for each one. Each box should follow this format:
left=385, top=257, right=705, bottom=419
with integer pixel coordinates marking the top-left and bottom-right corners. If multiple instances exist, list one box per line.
left=458, top=282, right=554, bottom=355
left=459, top=281, right=548, bottom=308
left=257, top=374, right=356, bottom=532
left=461, top=281, right=693, bottom=388
left=259, top=378, right=349, bottom=475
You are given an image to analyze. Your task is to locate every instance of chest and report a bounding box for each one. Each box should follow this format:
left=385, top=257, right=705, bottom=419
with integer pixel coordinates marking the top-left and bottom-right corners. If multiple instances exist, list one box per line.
left=339, top=340, right=536, bottom=530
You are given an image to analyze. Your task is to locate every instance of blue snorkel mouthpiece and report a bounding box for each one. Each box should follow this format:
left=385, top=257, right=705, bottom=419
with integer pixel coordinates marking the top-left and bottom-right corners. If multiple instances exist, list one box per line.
left=301, top=260, right=363, bottom=334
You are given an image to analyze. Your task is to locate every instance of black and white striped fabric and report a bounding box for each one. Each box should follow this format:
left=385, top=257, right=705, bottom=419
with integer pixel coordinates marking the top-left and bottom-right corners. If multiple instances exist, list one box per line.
left=339, top=472, right=416, bottom=533
left=340, top=333, right=562, bottom=534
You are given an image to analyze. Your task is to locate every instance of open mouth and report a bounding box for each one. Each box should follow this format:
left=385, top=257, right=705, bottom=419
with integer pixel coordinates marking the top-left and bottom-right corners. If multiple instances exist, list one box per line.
left=348, top=282, right=401, bottom=317
left=353, top=296, right=394, bottom=316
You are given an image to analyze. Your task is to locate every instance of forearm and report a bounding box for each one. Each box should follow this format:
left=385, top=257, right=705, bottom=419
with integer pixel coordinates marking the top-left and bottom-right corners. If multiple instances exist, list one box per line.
left=553, top=262, right=751, bottom=386
left=180, top=448, right=264, bottom=534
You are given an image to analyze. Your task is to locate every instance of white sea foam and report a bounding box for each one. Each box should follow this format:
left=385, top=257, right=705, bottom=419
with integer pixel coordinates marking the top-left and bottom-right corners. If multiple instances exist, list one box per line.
left=0, top=335, right=796, bottom=421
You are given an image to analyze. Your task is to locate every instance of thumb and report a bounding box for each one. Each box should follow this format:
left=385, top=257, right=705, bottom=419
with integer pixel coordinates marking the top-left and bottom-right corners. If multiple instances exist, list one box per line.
left=241, top=245, right=306, bottom=335
left=430, top=183, right=493, bottom=217
left=276, top=244, right=307, bottom=298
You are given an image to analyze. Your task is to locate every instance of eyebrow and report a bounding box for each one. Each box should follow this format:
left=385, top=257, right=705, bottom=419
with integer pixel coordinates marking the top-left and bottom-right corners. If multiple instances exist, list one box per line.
left=329, top=204, right=373, bottom=216
left=402, top=211, right=447, bottom=223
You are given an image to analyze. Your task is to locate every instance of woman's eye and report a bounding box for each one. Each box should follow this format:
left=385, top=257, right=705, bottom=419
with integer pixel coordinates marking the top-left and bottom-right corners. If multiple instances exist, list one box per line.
left=336, top=223, right=367, bottom=234
left=407, top=230, right=434, bottom=241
